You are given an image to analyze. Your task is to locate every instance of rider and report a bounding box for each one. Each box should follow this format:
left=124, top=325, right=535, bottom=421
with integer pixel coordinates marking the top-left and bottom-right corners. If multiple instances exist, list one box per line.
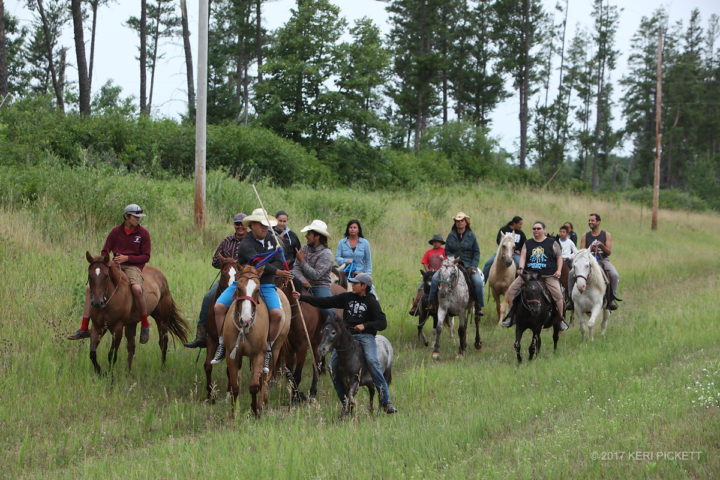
left=426, top=212, right=485, bottom=319
left=211, top=208, right=293, bottom=367
left=409, top=234, right=446, bottom=316
left=482, top=216, right=526, bottom=281
left=292, top=219, right=334, bottom=320
left=501, top=221, right=569, bottom=331
left=568, top=212, right=620, bottom=310
left=184, top=212, right=247, bottom=349
left=336, top=219, right=372, bottom=278
left=273, top=210, right=301, bottom=270
left=292, top=273, right=397, bottom=414
left=68, top=203, right=151, bottom=343
left=557, top=224, right=578, bottom=269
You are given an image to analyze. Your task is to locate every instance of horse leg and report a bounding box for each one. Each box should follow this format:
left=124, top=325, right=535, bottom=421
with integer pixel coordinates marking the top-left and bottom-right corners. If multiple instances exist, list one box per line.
left=474, top=310, right=482, bottom=350
left=292, top=346, right=308, bottom=404
left=157, top=319, right=169, bottom=365
left=249, top=352, right=264, bottom=417
left=204, top=336, right=218, bottom=402
left=553, top=324, right=560, bottom=351
left=227, top=357, right=240, bottom=419
left=578, top=312, right=587, bottom=343
left=124, top=323, right=137, bottom=371
left=367, top=384, right=376, bottom=413
left=432, top=310, right=445, bottom=359
left=514, top=327, right=523, bottom=363
left=493, top=288, right=502, bottom=325
left=108, top=326, right=123, bottom=370
left=417, top=308, right=429, bottom=347
left=89, top=326, right=104, bottom=375
left=457, top=314, right=467, bottom=358
left=528, top=333, right=537, bottom=361
left=600, top=309, right=609, bottom=337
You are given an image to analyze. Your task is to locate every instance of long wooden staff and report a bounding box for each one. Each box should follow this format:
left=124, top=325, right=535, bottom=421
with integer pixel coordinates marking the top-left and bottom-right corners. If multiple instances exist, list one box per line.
left=251, top=185, right=319, bottom=376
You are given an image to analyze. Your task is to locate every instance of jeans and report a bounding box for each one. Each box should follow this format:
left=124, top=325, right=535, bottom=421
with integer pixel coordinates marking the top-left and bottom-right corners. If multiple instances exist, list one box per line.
left=198, top=281, right=219, bottom=326
left=427, top=268, right=485, bottom=307
left=311, top=286, right=334, bottom=320
left=482, top=253, right=521, bottom=282
left=330, top=333, right=391, bottom=406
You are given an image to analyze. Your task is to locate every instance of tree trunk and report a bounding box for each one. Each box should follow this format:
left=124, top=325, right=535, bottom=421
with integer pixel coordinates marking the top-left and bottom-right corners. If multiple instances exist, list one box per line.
left=256, top=0, right=262, bottom=83
left=180, top=0, right=195, bottom=120
left=71, top=0, right=90, bottom=115
left=36, top=0, right=64, bottom=112
left=148, top=0, right=162, bottom=115
left=0, top=0, right=8, bottom=97
left=518, top=0, right=530, bottom=170
left=140, top=0, right=148, bottom=115
left=89, top=0, right=99, bottom=92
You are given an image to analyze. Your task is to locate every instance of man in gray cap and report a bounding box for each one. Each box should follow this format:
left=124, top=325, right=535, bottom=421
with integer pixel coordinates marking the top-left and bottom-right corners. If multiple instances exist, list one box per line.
left=293, top=272, right=397, bottom=414
left=185, top=212, right=248, bottom=349
left=68, top=203, right=152, bottom=343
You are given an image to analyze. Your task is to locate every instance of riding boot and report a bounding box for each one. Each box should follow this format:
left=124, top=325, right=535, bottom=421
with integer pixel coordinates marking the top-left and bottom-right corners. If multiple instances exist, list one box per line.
left=263, top=341, right=274, bottom=374
left=184, top=323, right=207, bottom=348
left=409, top=289, right=422, bottom=316
left=501, top=302, right=516, bottom=328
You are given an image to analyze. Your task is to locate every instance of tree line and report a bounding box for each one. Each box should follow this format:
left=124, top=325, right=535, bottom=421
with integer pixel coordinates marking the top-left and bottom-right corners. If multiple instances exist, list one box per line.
left=0, top=0, right=718, bottom=205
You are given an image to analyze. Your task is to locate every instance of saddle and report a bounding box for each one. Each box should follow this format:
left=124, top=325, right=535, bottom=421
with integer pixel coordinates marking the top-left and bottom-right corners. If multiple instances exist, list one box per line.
left=456, top=264, right=479, bottom=307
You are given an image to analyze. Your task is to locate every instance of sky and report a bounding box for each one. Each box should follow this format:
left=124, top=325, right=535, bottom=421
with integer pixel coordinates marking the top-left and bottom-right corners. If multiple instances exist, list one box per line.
left=5, top=0, right=720, bottom=154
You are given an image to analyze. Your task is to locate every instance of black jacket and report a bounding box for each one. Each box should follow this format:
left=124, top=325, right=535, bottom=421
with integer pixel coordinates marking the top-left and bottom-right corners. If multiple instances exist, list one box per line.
left=299, top=292, right=387, bottom=335
left=237, top=232, right=285, bottom=284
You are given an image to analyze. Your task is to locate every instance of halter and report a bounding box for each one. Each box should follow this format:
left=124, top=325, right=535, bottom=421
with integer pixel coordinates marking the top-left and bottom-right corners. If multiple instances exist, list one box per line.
left=88, top=262, right=120, bottom=308
left=573, top=253, right=592, bottom=282
left=438, top=264, right=458, bottom=289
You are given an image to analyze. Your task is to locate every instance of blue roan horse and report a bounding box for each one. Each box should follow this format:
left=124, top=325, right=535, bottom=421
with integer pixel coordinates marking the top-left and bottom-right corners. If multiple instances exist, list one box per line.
left=512, top=272, right=560, bottom=363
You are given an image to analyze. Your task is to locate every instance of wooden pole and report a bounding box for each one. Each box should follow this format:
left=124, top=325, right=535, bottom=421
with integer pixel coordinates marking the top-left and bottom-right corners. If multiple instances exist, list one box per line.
left=194, top=0, right=208, bottom=228
left=251, top=185, right=318, bottom=375
left=652, top=28, right=663, bottom=231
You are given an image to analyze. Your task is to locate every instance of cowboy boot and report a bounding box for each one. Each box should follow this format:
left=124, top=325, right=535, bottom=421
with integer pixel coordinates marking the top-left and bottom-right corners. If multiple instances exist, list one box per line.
left=184, top=323, right=207, bottom=348
left=555, top=310, right=569, bottom=331
left=67, top=329, right=90, bottom=340
left=409, top=289, right=423, bottom=316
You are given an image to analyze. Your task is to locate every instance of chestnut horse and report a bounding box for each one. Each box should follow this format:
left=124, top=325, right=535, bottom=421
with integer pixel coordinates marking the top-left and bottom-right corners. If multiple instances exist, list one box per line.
left=85, top=252, right=189, bottom=374
left=279, top=281, right=345, bottom=404
left=223, top=265, right=291, bottom=417
left=488, top=232, right=517, bottom=323
left=203, top=255, right=239, bottom=401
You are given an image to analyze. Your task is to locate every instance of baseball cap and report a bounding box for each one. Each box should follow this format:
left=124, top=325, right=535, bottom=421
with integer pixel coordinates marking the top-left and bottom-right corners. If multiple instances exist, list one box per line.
left=124, top=204, right=146, bottom=217
left=348, top=272, right=373, bottom=287
left=233, top=213, right=247, bottom=224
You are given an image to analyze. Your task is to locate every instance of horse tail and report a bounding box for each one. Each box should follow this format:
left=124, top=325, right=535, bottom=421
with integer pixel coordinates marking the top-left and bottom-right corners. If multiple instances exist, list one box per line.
left=165, top=299, right=190, bottom=344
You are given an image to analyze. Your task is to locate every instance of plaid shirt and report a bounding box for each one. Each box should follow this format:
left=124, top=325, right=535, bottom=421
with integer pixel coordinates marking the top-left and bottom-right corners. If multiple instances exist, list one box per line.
left=292, top=244, right=333, bottom=288
left=211, top=234, right=242, bottom=269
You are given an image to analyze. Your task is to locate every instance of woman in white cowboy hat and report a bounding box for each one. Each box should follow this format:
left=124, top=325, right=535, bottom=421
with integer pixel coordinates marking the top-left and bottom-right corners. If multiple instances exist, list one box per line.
left=292, top=219, right=335, bottom=320
left=211, top=208, right=293, bottom=366
left=426, top=211, right=485, bottom=319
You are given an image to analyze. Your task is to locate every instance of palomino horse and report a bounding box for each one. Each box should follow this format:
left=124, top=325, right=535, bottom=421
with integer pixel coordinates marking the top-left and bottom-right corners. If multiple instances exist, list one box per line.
left=571, top=249, right=609, bottom=342
left=85, top=252, right=189, bottom=374
left=511, top=273, right=559, bottom=363
left=203, top=255, right=238, bottom=401
left=488, top=232, right=517, bottom=323
left=223, top=265, right=291, bottom=417
left=317, top=316, right=394, bottom=418
left=433, top=257, right=481, bottom=359
left=279, top=281, right=345, bottom=404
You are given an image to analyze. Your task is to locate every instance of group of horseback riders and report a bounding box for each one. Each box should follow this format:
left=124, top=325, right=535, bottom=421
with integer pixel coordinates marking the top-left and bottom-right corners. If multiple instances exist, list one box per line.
left=409, top=211, right=621, bottom=332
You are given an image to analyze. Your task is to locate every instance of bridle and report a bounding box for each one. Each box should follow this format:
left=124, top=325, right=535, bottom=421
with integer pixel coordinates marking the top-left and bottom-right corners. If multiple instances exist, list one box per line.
left=88, top=261, right=120, bottom=308
left=437, top=264, right=458, bottom=290
left=520, top=279, right=550, bottom=312
left=573, top=254, right=592, bottom=283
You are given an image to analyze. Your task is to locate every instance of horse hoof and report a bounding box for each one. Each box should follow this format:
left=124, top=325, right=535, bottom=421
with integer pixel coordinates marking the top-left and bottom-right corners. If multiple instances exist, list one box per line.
left=475, top=341, right=482, bottom=350
left=432, top=352, right=440, bottom=360
left=456, top=353, right=464, bottom=359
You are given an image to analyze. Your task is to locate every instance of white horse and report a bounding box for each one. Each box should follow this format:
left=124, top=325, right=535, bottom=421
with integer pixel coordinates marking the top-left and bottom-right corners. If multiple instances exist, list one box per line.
left=571, top=249, right=610, bottom=342
left=433, top=257, right=480, bottom=359
left=488, top=232, right=517, bottom=324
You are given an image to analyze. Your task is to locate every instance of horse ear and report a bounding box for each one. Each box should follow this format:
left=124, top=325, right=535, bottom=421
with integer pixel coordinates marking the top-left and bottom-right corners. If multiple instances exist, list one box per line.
left=103, top=254, right=110, bottom=264
left=256, top=266, right=265, bottom=276
left=86, top=251, right=93, bottom=263
left=453, top=257, right=460, bottom=265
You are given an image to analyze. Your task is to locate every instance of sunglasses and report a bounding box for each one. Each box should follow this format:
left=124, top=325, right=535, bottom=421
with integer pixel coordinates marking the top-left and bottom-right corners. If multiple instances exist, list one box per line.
left=532, top=227, right=543, bottom=230
left=234, top=222, right=244, bottom=226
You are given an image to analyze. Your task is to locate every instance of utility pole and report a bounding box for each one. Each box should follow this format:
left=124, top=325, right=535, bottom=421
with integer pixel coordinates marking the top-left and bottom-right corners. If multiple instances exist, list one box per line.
left=652, top=28, right=662, bottom=231
left=194, top=0, right=208, bottom=228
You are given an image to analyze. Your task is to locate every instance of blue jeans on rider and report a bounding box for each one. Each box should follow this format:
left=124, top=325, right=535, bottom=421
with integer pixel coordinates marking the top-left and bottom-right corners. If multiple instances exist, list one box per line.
left=482, top=253, right=521, bottom=282
left=330, top=333, right=391, bottom=406
left=311, top=286, right=334, bottom=320
left=198, top=281, right=219, bottom=326
left=216, top=282, right=282, bottom=310
left=427, top=268, right=485, bottom=307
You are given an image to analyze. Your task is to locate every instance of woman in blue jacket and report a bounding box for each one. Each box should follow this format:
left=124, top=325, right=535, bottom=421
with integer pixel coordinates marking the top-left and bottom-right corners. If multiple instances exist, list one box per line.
left=336, top=219, right=372, bottom=277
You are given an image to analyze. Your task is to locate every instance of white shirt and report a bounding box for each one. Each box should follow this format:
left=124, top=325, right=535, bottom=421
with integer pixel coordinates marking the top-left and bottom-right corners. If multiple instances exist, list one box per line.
left=559, top=237, right=578, bottom=260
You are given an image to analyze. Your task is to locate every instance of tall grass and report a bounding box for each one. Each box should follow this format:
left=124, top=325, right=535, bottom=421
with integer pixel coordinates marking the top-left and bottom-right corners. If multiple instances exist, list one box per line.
left=1, top=167, right=719, bottom=479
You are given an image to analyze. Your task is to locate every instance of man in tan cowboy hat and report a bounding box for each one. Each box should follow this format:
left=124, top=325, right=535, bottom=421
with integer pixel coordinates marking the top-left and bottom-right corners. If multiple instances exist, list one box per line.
left=68, top=203, right=152, bottom=343
left=211, top=208, right=293, bottom=368
left=409, top=234, right=446, bottom=316
left=293, top=219, right=335, bottom=320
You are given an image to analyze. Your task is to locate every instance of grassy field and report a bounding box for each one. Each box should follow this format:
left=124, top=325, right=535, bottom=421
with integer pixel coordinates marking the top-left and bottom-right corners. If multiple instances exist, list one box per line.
left=1, top=175, right=719, bottom=479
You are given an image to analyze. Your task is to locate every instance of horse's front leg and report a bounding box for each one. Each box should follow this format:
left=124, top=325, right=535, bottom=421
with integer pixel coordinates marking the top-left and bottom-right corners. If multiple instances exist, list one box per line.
left=341, top=379, right=360, bottom=418
left=249, top=352, right=264, bottom=417
left=514, top=326, right=524, bottom=363
left=529, top=332, right=537, bottom=361
left=600, top=309, right=610, bottom=337
left=417, top=309, right=429, bottom=347
left=89, top=326, right=105, bottom=375
left=108, top=325, right=123, bottom=369
left=457, top=313, right=468, bottom=358
left=124, top=323, right=137, bottom=371
left=432, top=309, right=446, bottom=359
left=553, top=323, right=560, bottom=351
left=474, top=309, right=482, bottom=350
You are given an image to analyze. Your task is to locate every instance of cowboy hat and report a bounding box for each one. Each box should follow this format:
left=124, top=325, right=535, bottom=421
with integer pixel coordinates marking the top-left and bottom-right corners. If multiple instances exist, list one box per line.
left=428, top=234, right=445, bottom=245
left=300, top=219, right=331, bottom=238
left=242, top=208, right=277, bottom=227
left=453, top=211, right=470, bottom=223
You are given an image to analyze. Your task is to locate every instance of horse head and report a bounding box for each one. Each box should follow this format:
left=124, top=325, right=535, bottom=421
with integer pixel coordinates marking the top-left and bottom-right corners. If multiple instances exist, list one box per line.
left=421, top=270, right=434, bottom=296
left=233, top=265, right=265, bottom=327
left=318, top=317, right=343, bottom=356
left=217, top=254, right=240, bottom=291
left=520, top=272, right=551, bottom=317
left=437, top=258, right=459, bottom=296
left=573, top=249, right=593, bottom=293
left=86, top=251, right=119, bottom=309
left=499, top=232, right=515, bottom=267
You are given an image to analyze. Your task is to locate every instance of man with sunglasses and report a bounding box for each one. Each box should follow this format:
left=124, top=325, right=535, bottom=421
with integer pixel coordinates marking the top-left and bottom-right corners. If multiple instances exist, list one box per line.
left=184, top=213, right=248, bottom=349
left=68, top=203, right=152, bottom=343
left=501, top=221, right=568, bottom=331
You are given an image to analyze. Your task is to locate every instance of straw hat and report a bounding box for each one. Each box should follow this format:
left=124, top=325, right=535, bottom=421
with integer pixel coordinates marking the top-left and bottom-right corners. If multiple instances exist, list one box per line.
left=453, top=211, right=471, bottom=223
left=242, top=208, right=277, bottom=227
left=300, top=219, right=331, bottom=238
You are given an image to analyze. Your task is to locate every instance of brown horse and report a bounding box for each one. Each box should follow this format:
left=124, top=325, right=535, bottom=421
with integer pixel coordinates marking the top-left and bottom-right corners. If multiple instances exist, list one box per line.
left=279, top=281, right=345, bottom=404
left=85, top=252, right=189, bottom=374
left=223, top=265, right=291, bottom=417
left=203, top=255, right=239, bottom=401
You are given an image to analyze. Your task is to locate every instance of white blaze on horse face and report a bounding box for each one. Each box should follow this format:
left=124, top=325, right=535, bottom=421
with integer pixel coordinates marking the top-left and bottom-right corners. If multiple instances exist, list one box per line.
left=95, top=268, right=101, bottom=277
left=228, top=266, right=237, bottom=284
left=240, top=278, right=257, bottom=323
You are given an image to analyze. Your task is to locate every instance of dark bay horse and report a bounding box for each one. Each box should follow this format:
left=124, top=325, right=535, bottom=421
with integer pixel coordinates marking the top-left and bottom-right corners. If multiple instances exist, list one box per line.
left=223, top=265, right=291, bottom=417
left=511, top=272, right=560, bottom=363
left=416, top=270, right=438, bottom=347
left=279, top=281, right=345, bottom=404
left=85, top=252, right=189, bottom=374
left=203, top=255, right=238, bottom=401
left=317, top=317, right=394, bottom=418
